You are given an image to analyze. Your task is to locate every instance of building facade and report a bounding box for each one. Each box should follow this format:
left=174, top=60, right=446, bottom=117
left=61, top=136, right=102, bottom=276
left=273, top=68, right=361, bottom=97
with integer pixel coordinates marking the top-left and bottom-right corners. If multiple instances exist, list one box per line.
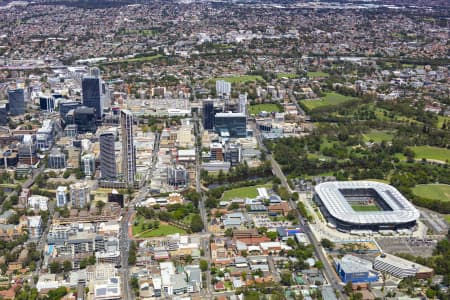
left=70, top=182, right=91, bottom=208
left=56, top=186, right=68, bottom=207
left=214, top=112, right=247, bottom=137
left=48, top=150, right=66, bottom=169
left=99, top=131, right=117, bottom=180
left=216, top=80, right=231, bottom=97
left=82, top=76, right=103, bottom=120
left=81, top=154, right=96, bottom=177
left=202, top=100, right=215, bottom=130
left=8, top=89, right=25, bottom=116
left=120, top=110, right=136, bottom=185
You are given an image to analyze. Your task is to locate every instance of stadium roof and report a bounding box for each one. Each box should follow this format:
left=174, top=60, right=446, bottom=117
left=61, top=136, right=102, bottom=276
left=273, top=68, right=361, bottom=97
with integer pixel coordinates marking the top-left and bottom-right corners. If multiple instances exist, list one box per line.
left=315, top=181, right=420, bottom=225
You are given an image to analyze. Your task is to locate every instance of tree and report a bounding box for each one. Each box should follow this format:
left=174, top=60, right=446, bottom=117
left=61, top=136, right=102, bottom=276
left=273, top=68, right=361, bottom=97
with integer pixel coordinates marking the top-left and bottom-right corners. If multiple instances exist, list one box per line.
left=224, top=228, right=233, bottom=237
left=266, top=231, right=278, bottom=241
left=190, top=214, right=204, bottom=233
left=184, top=255, right=193, bottom=264
left=47, top=286, right=68, bottom=300
left=286, top=238, right=297, bottom=248
left=199, top=259, right=208, bottom=272
left=49, top=261, right=61, bottom=274
left=128, top=241, right=137, bottom=265
left=314, top=260, right=324, bottom=269
left=63, top=170, right=71, bottom=179
left=96, top=201, right=106, bottom=214
left=63, top=260, right=72, bottom=273
left=321, top=238, right=335, bottom=249
left=344, top=281, right=353, bottom=295
left=280, top=271, right=293, bottom=286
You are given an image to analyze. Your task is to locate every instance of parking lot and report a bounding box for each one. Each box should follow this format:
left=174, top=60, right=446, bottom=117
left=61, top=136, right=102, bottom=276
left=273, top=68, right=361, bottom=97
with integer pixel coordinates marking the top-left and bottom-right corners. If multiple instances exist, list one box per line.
left=376, top=237, right=437, bottom=257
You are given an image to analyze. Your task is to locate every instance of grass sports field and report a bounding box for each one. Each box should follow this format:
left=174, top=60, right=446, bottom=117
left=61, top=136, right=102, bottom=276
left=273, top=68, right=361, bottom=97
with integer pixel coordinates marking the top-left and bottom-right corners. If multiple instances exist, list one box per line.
left=412, top=184, right=450, bottom=202
left=301, top=92, right=358, bottom=110
left=248, top=103, right=282, bottom=115
left=410, top=146, right=450, bottom=162
left=213, top=75, right=264, bottom=84
left=307, top=71, right=330, bottom=78
left=277, top=73, right=299, bottom=79
left=351, top=205, right=381, bottom=212
left=221, top=184, right=271, bottom=201
left=362, top=131, right=395, bottom=143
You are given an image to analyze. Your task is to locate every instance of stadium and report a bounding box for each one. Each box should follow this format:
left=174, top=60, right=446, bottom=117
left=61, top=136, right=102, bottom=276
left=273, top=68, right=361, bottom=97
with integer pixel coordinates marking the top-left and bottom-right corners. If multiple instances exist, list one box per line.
left=314, top=181, right=420, bottom=232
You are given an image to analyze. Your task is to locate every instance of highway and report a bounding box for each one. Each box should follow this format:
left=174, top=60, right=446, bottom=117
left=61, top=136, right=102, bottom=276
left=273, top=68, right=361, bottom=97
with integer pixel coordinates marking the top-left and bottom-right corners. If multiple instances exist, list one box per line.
left=252, top=121, right=345, bottom=299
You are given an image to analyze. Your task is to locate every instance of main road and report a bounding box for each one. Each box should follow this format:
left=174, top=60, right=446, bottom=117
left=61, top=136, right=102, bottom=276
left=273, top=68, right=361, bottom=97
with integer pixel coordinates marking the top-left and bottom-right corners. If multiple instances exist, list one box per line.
left=251, top=121, right=345, bottom=299
left=120, top=132, right=160, bottom=300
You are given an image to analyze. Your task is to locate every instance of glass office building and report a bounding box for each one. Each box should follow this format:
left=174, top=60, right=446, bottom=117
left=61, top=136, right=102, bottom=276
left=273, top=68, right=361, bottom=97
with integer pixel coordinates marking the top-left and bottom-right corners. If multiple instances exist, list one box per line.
left=202, top=100, right=215, bottom=130
left=214, top=112, right=247, bottom=137
left=82, top=77, right=103, bottom=119
left=8, top=89, right=25, bottom=116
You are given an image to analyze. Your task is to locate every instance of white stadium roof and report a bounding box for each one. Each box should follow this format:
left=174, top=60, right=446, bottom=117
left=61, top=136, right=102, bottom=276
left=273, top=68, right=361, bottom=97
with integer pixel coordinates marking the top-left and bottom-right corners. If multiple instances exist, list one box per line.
left=315, top=181, right=420, bottom=225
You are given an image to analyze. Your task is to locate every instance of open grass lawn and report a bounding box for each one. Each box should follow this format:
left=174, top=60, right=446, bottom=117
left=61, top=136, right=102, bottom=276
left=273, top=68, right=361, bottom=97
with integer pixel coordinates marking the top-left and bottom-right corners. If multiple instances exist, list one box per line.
left=351, top=205, right=381, bottom=212
left=366, top=179, right=390, bottom=184
left=307, top=71, right=330, bottom=78
left=437, top=116, right=450, bottom=129
left=301, top=92, right=359, bottom=110
left=132, top=216, right=146, bottom=236
left=248, top=103, right=282, bottom=115
left=221, top=184, right=271, bottom=201
left=412, top=184, right=450, bottom=202
left=139, top=224, right=186, bottom=238
left=213, top=75, right=264, bottom=84
left=445, top=215, right=450, bottom=224
left=277, top=73, right=299, bottom=79
left=362, top=131, right=395, bottom=143
left=133, top=217, right=186, bottom=238
left=410, top=146, right=450, bottom=162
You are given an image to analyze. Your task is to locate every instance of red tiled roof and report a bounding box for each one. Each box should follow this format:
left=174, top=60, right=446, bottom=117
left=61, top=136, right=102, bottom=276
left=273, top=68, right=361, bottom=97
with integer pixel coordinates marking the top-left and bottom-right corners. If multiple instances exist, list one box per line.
left=235, top=237, right=270, bottom=245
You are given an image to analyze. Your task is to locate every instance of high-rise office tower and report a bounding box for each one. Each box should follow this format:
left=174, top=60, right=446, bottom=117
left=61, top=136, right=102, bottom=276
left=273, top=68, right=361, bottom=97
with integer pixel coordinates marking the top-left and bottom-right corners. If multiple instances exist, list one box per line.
left=99, top=131, right=117, bottom=180
left=121, top=110, right=135, bottom=185
left=8, top=89, right=25, bottom=115
left=82, top=70, right=103, bottom=120
left=39, top=96, right=55, bottom=112
left=203, top=100, right=215, bottom=130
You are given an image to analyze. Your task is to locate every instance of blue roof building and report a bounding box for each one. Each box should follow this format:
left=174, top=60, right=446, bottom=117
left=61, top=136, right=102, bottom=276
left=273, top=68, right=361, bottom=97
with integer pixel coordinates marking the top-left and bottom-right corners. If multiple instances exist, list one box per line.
left=335, top=255, right=379, bottom=283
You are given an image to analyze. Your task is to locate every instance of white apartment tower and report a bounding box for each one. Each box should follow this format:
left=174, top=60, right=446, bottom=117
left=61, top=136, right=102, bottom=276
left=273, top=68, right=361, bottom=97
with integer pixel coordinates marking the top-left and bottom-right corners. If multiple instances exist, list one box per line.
left=120, top=110, right=136, bottom=185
